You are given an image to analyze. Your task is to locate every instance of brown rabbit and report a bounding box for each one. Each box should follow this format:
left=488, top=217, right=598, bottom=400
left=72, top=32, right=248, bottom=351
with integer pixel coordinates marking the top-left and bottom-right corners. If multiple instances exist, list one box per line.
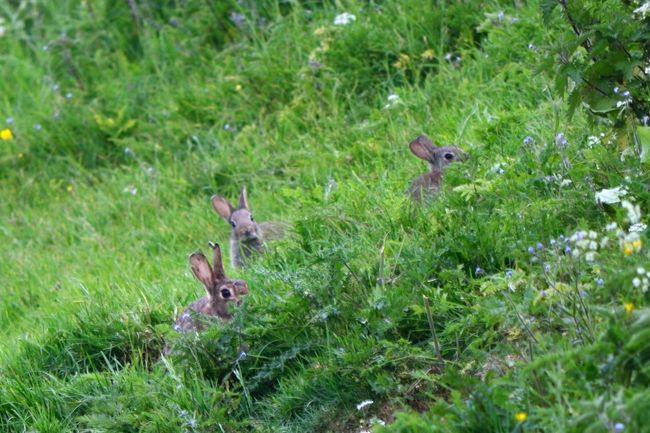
left=211, top=186, right=285, bottom=268
left=407, top=134, right=468, bottom=201
left=173, top=242, right=249, bottom=332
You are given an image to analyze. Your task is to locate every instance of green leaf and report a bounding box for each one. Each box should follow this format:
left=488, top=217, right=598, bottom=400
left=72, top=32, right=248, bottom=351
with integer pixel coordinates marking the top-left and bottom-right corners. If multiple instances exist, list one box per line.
left=636, top=126, right=650, bottom=162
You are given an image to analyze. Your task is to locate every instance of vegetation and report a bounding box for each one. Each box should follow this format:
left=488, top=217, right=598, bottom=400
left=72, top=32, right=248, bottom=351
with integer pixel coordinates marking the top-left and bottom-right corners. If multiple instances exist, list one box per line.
left=1, top=0, right=649, bottom=432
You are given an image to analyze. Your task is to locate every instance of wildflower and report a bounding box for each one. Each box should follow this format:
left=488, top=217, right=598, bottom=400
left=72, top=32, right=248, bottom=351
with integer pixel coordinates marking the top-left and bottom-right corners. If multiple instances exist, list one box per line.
left=66, top=185, right=73, bottom=193
left=236, top=351, right=247, bottom=362
left=555, top=132, right=568, bottom=148
left=623, top=90, right=631, bottom=98
left=595, top=186, right=628, bottom=204
left=52, top=83, right=59, bottom=92
left=629, top=223, right=647, bottom=233
left=393, top=53, right=410, bottom=69
left=587, top=136, right=601, bottom=146
left=633, top=239, right=642, bottom=250
left=528, top=246, right=535, bottom=254
left=65, top=92, right=73, bottom=99
left=623, top=243, right=634, bottom=255
left=543, top=263, right=550, bottom=272
left=565, top=246, right=572, bottom=254
left=621, top=200, right=642, bottom=224
left=614, top=86, right=620, bottom=94
left=605, top=222, right=618, bottom=231
left=633, top=277, right=641, bottom=288
left=421, top=49, right=435, bottom=60
left=588, top=241, right=598, bottom=250
left=123, top=185, right=137, bottom=195
left=475, top=266, right=484, bottom=276
left=637, top=267, right=646, bottom=275
left=624, top=302, right=634, bottom=314
left=536, top=242, right=544, bottom=250
left=614, top=422, right=625, bottom=433
left=124, top=147, right=135, bottom=156
left=506, top=270, right=513, bottom=278
left=585, top=251, right=596, bottom=261
left=579, top=289, right=587, bottom=298
left=6, top=116, right=13, bottom=124
left=0, top=128, right=13, bottom=141
left=550, top=239, right=556, bottom=246
left=528, top=43, right=537, bottom=50
left=596, top=278, right=604, bottom=286
left=235, top=84, right=242, bottom=92
left=33, top=123, right=42, bottom=131
left=333, top=12, right=356, bottom=26
left=540, top=290, right=548, bottom=297
left=18, top=152, right=23, bottom=159
left=514, top=412, right=528, bottom=422
left=356, top=400, right=373, bottom=410
left=523, top=136, right=534, bottom=146
left=229, top=12, right=246, bottom=26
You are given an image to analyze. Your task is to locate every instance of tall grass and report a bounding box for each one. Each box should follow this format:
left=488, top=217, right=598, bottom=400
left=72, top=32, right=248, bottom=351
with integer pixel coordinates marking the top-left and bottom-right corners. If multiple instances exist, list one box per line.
left=1, top=1, right=649, bottom=432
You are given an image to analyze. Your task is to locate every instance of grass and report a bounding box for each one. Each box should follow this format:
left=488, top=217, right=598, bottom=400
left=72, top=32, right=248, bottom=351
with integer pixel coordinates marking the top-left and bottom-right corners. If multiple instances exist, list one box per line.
left=1, top=0, right=650, bottom=432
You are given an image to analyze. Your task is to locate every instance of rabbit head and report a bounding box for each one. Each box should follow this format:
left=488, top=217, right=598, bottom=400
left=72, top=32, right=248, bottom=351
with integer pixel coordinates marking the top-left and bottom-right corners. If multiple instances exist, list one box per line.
left=189, top=242, right=249, bottom=307
left=212, top=186, right=262, bottom=242
left=409, top=134, right=468, bottom=172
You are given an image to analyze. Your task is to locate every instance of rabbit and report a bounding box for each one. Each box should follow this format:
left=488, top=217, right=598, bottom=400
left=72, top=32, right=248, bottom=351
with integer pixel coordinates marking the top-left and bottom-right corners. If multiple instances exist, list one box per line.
left=173, top=242, right=249, bottom=332
left=407, top=134, right=468, bottom=201
left=211, top=186, right=285, bottom=268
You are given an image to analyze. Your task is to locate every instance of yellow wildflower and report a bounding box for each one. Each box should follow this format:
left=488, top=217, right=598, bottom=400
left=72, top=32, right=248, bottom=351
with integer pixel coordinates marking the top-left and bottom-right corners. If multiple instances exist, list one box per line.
left=67, top=185, right=73, bottom=193
left=514, top=412, right=528, bottom=422
left=623, top=243, right=633, bottom=255
left=313, top=26, right=327, bottom=36
left=421, top=48, right=435, bottom=60
left=1, top=128, right=13, bottom=141
left=393, top=53, right=410, bottom=69
left=18, top=152, right=24, bottom=159
left=235, top=84, right=243, bottom=92
left=632, top=239, right=642, bottom=250
left=624, top=302, right=634, bottom=314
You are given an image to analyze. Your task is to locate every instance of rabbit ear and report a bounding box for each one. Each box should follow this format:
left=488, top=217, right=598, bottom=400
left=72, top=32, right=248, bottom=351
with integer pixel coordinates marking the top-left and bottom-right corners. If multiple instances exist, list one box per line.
left=209, top=241, right=226, bottom=281
left=238, top=186, right=249, bottom=210
left=211, top=195, right=234, bottom=220
left=409, top=135, right=437, bottom=162
left=189, top=252, right=215, bottom=292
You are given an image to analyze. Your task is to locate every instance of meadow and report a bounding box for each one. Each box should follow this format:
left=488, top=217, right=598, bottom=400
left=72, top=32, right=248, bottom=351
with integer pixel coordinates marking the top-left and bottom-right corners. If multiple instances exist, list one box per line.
left=1, top=0, right=650, bottom=432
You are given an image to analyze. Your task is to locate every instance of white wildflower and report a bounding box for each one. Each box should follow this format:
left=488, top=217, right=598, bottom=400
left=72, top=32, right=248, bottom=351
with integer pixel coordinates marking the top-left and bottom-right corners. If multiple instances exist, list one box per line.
left=588, top=231, right=598, bottom=239
left=605, top=222, right=618, bottom=231
left=585, top=251, right=596, bottom=262
left=123, top=185, right=138, bottom=195
left=634, top=2, right=650, bottom=18
left=383, top=94, right=400, bottom=109
left=637, top=267, right=646, bottom=275
left=633, top=277, right=641, bottom=288
left=588, top=241, right=598, bottom=251
left=356, top=400, right=374, bottom=410
left=560, top=178, right=572, bottom=187
left=587, top=136, right=600, bottom=147
left=334, top=12, right=356, bottom=25
left=595, top=186, right=627, bottom=204
left=621, top=200, right=642, bottom=224
left=629, top=223, right=647, bottom=233
left=600, top=237, right=610, bottom=248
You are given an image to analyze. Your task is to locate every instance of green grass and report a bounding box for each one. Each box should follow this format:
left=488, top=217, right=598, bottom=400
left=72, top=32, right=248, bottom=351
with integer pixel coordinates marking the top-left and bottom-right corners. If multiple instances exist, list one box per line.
left=1, top=1, right=650, bottom=432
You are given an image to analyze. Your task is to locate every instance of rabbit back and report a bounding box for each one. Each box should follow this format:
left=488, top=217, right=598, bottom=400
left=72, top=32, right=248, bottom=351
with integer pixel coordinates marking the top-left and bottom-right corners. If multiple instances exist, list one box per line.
left=408, top=171, right=443, bottom=201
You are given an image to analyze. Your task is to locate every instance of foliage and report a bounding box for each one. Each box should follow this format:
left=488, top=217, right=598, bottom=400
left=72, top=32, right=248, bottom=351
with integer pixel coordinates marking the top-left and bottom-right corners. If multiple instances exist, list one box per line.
left=539, top=0, right=650, bottom=158
left=1, top=0, right=650, bottom=432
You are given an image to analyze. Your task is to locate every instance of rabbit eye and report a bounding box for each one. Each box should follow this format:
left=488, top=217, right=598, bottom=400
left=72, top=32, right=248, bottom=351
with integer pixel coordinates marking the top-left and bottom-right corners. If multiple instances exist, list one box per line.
left=221, top=288, right=232, bottom=299
left=230, top=220, right=236, bottom=228
left=250, top=215, right=254, bottom=222
left=444, top=153, right=454, bottom=160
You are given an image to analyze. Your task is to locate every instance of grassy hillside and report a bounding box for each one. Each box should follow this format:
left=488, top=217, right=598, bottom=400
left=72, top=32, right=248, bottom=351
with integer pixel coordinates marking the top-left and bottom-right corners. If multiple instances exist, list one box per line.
left=1, top=1, right=649, bottom=432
